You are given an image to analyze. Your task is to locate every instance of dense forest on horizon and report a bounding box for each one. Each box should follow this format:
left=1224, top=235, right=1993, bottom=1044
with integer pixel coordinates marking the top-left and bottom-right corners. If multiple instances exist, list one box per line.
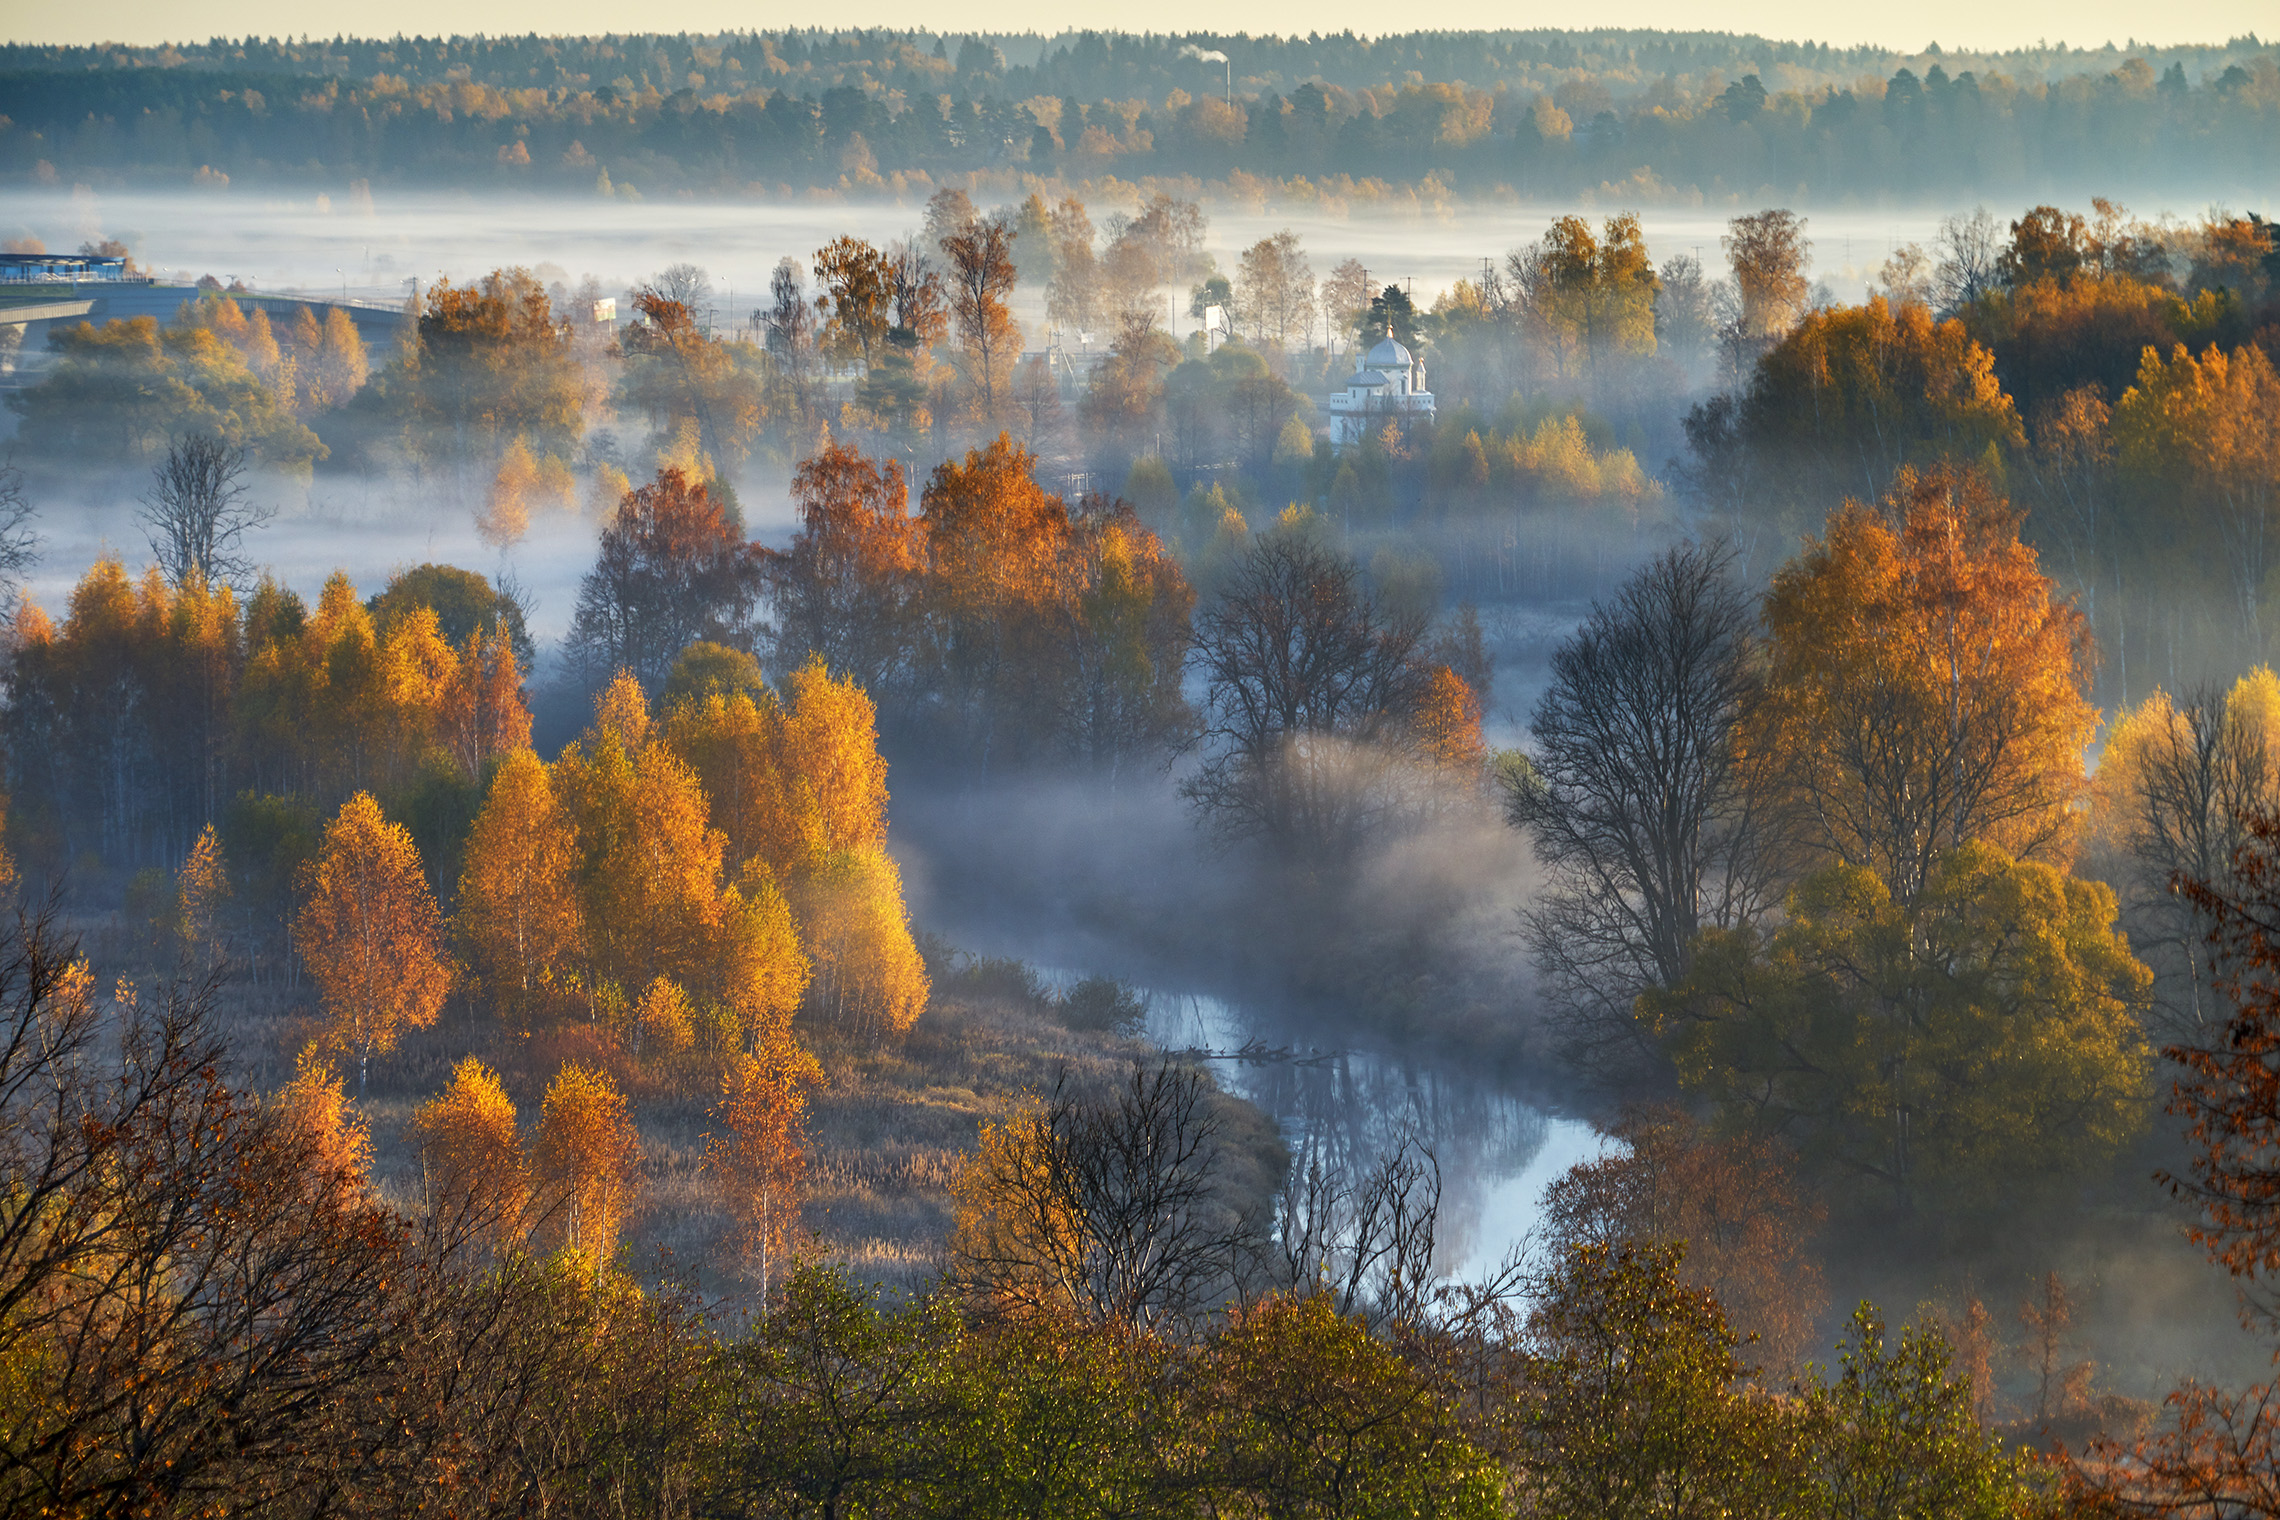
left=2, top=26, right=2275, bottom=203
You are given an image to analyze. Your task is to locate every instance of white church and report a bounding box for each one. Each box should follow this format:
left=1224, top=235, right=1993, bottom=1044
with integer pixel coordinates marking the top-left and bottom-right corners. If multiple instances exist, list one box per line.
left=1326, top=331, right=1435, bottom=448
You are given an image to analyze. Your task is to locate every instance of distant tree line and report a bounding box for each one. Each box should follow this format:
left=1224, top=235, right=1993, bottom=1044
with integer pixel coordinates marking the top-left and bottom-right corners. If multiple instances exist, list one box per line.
left=2, top=28, right=2274, bottom=198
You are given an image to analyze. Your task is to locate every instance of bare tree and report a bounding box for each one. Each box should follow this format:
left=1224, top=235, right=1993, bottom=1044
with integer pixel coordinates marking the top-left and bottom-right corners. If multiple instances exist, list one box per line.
left=1507, top=542, right=1786, bottom=1079
left=762, top=257, right=817, bottom=422
left=1933, top=207, right=2003, bottom=312
left=1272, top=1138, right=1443, bottom=1329
left=139, top=433, right=270, bottom=589
left=0, top=908, right=410, bottom=1513
left=646, top=262, right=713, bottom=324
left=0, top=451, right=38, bottom=616
left=1652, top=254, right=1717, bottom=377
left=952, top=1060, right=1249, bottom=1335
left=1874, top=243, right=1936, bottom=309
left=2113, top=686, right=2277, bottom=1039
left=1185, top=533, right=1433, bottom=860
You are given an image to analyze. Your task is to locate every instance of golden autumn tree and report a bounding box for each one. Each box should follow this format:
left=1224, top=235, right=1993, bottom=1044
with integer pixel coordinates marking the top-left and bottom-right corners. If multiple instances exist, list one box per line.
left=296, top=791, right=452, bottom=1095
left=1411, top=665, right=1488, bottom=773
left=478, top=438, right=538, bottom=547
left=437, top=624, right=531, bottom=782
left=717, top=871, right=811, bottom=1049
left=626, top=975, right=696, bottom=1062
left=2087, top=669, right=2280, bottom=1034
left=2112, top=341, right=2280, bottom=654
left=273, top=1045, right=373, bottom=1204
left=773, top=657, right=893, bottom=863
left=379, top=602, right=459, bottom=753
left=658, top=663, right=801, bottom=876
left=407, top=1055, right=529, bottom=1252
left=534, top=1061, right=640, bottom=1279
left=557, top=674, right=810, bottom=1043
left=456, top=747, right=582, bottom=1024
left=308, top=572, right=390, bottom=788
left=707, top=1025, right=824, bottom=1300
left=175, top=822, right=230, bottom=974
left=558, top=674, right=729, bottom=988
left=658, top=651, right=924, bottom=1039
left=947, top=1104, right=1088, bottom=1324
left=795, top=849, right=929, bottom=1040
left=1754, top=463, right=2096, bottom=902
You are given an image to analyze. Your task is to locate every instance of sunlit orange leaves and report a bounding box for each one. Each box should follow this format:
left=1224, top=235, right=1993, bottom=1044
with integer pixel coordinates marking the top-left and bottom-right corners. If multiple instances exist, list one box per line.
left=1754, top=463, right=2095, bottom=901
left=296, top=790, right=452, bottom=1092
left=456, top=747, right=582, bottom=1021
left=535, top=1061, right=640, bottom=1277
left=408, top=1055, right=529, bottom=1251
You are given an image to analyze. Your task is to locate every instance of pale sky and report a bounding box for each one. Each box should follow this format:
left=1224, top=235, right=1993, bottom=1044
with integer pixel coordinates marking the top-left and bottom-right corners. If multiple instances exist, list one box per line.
left=1, top=0, right=2270, bottom=53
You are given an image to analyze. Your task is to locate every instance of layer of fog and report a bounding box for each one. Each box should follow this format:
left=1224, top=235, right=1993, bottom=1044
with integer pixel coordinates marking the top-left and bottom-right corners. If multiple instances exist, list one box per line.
left=5, top=186, right=1992, bottom=323
left=9, top=461, right=699, bottom=654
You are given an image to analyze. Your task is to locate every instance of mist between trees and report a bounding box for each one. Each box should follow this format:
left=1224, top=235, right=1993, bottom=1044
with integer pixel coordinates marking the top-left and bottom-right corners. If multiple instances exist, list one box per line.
left=3, top=28, right=2277, bottom=203
left=3, top=98, right=2280, bottom=1514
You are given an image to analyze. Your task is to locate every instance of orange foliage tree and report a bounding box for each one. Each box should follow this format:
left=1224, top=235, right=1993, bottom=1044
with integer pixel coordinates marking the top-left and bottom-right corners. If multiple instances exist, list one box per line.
left=2113, top=341, right=2280, bottom=655
left=1695, top=296, right=2025, bottom=537
left=767, top=443, right=924, bottom=698
left=407, top=1055, right=529, bottom=1253
left=296, top=791, right=452, bottom=1094
left=438, top=623, right=531, bottom=781
left=534, top=1061, right=640, bottom=1278
left=1753, top=463, right=2096, bottom=902
left=273, top=1046, right=373, bottom=1203
left=175, top=823, right=230, bottom=973
left=763, top=435, right=1191, bottom=771
left=658, top=649, right=927, bottom=1039
left=564, top=468, right=764, bottom=688
left=557, top=675, right=809, bottom=1046
left=707, top=1028, right=824, bottom=1300
left=455, top=747, right=582, bottom=1023
left=1410, top=665, right=1487, bottom=773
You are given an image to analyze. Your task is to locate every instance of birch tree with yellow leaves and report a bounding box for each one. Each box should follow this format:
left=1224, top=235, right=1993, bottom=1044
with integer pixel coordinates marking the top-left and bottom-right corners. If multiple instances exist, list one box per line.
left=456, top=747, right=582, bottom=1024
left=408, top=1055, right=529, bottom=1254
left=708, top=1026, right=823, bottom=1300
left=296, top=791, right=452, bottom=1095
left=557, top=674, right=810, bottom=1046
left=534, top=1061, right=640, bottom=1279
left=658, top=649, right=926, bottom=1040
left=273, top=1046, right=373, bottom=1204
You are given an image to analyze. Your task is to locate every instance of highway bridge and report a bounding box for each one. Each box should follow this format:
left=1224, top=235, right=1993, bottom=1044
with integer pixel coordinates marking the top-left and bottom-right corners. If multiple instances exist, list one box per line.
left=0, top=282, right=406, bottom=350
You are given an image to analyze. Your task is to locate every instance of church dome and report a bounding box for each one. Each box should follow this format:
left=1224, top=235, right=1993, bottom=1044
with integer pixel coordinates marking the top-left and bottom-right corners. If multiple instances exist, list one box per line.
left=1363, top=334, right=1413, bottom=369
